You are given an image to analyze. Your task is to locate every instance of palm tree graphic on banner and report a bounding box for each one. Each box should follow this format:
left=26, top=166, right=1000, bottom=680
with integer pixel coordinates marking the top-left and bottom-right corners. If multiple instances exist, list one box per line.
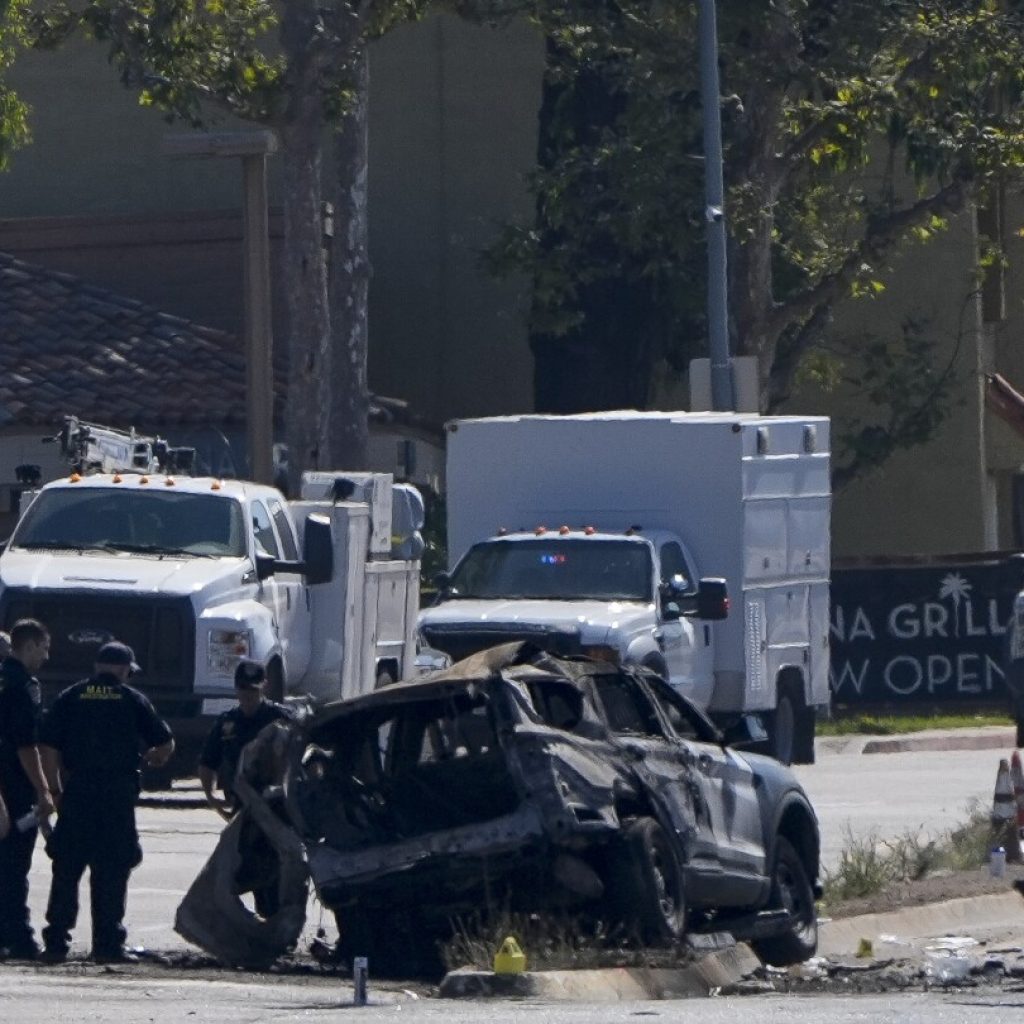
left=938, top=572, right=973, bottom=637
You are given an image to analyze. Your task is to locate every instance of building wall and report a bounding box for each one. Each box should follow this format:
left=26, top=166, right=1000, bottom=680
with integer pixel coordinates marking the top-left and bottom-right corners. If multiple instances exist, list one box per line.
left=0, top=15, right=543, bottom=427
left=0, top=17, right=1017, bottom=559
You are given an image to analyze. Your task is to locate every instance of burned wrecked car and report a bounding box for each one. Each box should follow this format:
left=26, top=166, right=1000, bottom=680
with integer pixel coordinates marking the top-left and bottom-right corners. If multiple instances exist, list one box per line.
left=176, top=643, right=821, bottom=971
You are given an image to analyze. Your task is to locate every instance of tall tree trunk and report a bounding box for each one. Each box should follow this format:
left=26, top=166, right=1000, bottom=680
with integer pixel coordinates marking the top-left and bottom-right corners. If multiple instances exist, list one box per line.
left=280, top=105, right=332, bottom=495
left=280, top=0, right=332, bottom=496
left=329, top=45, right=371, bottom=471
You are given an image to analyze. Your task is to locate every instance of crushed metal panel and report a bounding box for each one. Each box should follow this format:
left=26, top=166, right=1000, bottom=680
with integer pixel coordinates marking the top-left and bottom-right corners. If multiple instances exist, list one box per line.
left=175, top=731, right=310, bottom=970
left=174, top=806, right=309, bottom=969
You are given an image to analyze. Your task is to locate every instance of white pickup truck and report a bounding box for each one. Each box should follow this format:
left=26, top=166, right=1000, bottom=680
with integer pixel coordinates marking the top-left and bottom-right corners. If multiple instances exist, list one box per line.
left=417, top=412, right=831, bottom=764
left=0, top=467, right=421, bottom=771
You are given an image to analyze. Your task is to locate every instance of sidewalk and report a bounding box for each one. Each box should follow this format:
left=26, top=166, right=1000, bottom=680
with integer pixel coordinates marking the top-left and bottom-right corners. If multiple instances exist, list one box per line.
left=816, top=725, right=1016, bottom=757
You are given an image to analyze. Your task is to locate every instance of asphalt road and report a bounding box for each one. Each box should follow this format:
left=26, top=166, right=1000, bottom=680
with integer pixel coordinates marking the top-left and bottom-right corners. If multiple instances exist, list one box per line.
left=13, top=738, right=1007, bottom=958
left=0, top=970, right=1020, bottom=1022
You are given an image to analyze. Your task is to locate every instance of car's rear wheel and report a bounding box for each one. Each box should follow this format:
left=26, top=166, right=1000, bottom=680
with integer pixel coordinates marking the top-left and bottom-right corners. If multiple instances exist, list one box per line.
left=752, top=836, right=818, bottom=966
left=607, top=815, right=686, bottom=944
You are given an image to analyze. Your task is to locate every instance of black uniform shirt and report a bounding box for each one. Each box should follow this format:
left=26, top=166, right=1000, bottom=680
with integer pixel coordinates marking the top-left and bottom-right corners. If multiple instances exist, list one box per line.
left=199, top=699, right=289, bottom=792
left=41, top=673, right=172, bottom=785
left=0, top=656, right=43, bottom=811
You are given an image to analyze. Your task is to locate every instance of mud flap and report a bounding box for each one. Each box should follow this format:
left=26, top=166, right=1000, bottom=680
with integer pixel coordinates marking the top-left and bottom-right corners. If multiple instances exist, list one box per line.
left=174, top=786, right=309, bottom=969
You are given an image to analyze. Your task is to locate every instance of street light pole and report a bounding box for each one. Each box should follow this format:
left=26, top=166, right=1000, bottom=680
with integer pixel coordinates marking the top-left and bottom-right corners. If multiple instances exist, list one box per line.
left=698, top=0, right=734, bottom=412
left=164, top=130, right=278, bottom=484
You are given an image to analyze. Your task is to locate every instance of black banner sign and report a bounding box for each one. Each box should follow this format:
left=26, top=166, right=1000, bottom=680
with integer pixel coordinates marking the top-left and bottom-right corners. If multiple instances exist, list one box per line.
left=829, top=557, right=1024, bottom=707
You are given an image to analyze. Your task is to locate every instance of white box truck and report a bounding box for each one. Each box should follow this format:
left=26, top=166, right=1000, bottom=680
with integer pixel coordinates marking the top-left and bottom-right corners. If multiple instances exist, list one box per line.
left=417, top=411, right=831, bottom=763
left=0, top=424, right=422, bottom=777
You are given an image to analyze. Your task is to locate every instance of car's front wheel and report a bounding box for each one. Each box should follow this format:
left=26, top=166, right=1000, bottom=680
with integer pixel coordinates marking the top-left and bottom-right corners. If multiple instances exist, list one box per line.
left=752, top=836, right=818, bottom=966
left=607, top=815, right=687, bottom=944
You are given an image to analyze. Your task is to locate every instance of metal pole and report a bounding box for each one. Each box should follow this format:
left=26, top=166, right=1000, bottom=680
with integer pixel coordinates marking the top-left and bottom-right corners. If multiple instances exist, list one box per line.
left=242, top=153, right=275, bottom=484
left=698, top=0, right=733, bottom=411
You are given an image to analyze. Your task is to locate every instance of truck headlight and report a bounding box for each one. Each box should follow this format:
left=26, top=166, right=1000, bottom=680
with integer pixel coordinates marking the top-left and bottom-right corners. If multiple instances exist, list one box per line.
left=583, top=645, right=620, bottom=665
left=208, top=628, right=252, bottom=675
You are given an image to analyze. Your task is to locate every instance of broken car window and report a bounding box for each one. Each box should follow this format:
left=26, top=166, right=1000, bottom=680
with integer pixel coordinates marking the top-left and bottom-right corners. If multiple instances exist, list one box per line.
left=525, top=680, right=584, bottom=731
left=593, top=674, right=663, bottom=737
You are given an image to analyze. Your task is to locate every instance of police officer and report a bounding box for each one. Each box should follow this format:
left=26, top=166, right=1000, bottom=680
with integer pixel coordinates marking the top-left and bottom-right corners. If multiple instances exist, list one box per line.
left=38, top=641, right=173, bottom=964
left=0, top=619, right=54, bottom=960
left=198, top=659, right=289, bottom=820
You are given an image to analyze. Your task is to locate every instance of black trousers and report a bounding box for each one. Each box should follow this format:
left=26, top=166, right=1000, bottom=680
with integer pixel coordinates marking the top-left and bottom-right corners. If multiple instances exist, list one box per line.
left=42, top=785, right=141, bottom=955
left=43, top=852, right=131, bottom=954
left=0, top=823, right=37, bottom=951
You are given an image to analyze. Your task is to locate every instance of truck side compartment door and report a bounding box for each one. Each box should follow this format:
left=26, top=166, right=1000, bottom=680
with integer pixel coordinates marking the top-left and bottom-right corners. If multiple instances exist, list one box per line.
left=266, top=497, right=311, bottom=685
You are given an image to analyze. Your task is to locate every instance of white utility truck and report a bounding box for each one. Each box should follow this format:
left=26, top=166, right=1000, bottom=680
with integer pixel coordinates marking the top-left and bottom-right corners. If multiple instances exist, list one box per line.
left=417, top=412, right=831, bottom=764
left=0, top=419, right=422, bottom=773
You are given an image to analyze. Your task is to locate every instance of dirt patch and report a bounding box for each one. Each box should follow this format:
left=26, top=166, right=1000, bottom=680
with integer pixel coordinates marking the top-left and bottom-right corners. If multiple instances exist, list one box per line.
left=825, top=863, right=1024, bottom=919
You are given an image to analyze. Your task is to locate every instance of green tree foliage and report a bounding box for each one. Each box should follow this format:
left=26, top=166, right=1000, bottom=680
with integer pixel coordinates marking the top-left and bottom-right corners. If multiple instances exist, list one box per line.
left=0, top=0, right=31, bottom=171
left=33, top=0, right=425, bottom=488
left=487, top=0, right=1024, bottom=479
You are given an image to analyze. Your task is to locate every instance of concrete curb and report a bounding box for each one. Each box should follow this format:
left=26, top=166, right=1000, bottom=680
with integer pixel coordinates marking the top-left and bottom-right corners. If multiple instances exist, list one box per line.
left=817, top=727, right=1016, bottom=758
left=861, top=731, right=1016, bottom=755
left=819, top=891, right=1024, bottom=957
left=438, top=944, right=762, bottom=1001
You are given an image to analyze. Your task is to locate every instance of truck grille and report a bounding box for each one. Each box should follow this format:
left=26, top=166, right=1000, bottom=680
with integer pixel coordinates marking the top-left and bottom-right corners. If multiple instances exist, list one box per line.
left=421, top=625, right=582, bottom=664
left=0, top=588, right=195, bottom=702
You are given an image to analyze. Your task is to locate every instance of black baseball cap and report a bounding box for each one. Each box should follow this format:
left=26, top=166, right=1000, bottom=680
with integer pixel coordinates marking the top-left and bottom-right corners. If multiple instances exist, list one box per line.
left=234, top=659, right=266, bottom=690
left=95, top=641, right=141, bottom=674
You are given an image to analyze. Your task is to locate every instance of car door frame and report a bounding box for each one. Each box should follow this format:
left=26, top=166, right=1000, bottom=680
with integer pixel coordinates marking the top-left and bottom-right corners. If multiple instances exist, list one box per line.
left=640, top=672, right=767, bottom=905
left=587, top=668, right=726, bottom=900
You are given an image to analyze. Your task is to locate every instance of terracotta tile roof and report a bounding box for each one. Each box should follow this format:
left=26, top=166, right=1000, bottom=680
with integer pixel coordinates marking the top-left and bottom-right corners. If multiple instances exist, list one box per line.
left=0, top=252, right=247, bottom=429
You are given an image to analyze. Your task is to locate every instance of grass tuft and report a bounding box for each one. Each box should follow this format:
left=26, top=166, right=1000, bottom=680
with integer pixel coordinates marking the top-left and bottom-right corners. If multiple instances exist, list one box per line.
left=821, top=801, right=995, bottom=907
left=818, top=712, right=1012, bottom=736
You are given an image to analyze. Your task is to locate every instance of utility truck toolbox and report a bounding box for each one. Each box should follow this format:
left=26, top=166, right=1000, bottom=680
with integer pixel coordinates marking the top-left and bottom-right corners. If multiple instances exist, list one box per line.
left=419, top=411, right=831, bottom=764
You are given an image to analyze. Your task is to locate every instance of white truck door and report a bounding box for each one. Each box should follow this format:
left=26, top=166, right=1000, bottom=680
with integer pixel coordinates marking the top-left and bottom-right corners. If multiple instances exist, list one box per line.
left=658, top=540, right=715, bottom=706
left=267, top=497, right=311, bottom=684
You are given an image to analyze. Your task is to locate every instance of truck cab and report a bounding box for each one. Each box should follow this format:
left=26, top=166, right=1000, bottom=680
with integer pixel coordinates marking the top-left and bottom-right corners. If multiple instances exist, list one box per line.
left=420, top=527, right=726, bottom=707
left=0, top=474, right=325, bottom=716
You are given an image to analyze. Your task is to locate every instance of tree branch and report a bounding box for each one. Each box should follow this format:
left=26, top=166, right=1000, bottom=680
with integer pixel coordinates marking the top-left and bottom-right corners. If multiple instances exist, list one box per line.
left=764, top=175, right=970, bottom=407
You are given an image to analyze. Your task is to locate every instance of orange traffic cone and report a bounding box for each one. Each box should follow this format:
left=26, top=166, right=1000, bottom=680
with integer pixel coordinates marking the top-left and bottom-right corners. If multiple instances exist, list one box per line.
left=994, top=757, right=1021, bottom=862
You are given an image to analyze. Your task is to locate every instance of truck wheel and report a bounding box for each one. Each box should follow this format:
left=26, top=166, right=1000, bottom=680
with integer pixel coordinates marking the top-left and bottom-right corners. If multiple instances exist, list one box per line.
left=769, top=692, right=796, bottom=766
left=607, top=816, right=686, bottom=945
left=752, top=836, right=818, bottom=966
left=793, top=707, right=816, bottom=765
left=375, top=666, right=396, bottom=688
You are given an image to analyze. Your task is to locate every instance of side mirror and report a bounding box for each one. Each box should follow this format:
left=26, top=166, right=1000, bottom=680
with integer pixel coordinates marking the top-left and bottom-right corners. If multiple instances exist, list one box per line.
left=301, top=514, right=334, bottom=586
left=722, top=714, right=768, bottom=749
left=694, top=577, right=729, bottom=620
left=433, top=570, right=452, bottom=594
left=255, top=551, right=276, bottom=582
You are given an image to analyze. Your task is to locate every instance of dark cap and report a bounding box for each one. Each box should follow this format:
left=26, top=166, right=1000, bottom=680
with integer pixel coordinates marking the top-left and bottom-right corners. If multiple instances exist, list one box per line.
left=234, top=658, right=266, bottom=690
left=95, top=641, right=141, bottom=674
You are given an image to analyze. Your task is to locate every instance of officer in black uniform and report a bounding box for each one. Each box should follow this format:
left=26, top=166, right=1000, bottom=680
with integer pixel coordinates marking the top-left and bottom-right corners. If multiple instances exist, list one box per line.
left=0, top=619, right=54, bottom=960
left=198, top=659, right=289, bottom=819
left=198, top=659, right=289, bottom=918
left=38, top=641, right=173, bottom=964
